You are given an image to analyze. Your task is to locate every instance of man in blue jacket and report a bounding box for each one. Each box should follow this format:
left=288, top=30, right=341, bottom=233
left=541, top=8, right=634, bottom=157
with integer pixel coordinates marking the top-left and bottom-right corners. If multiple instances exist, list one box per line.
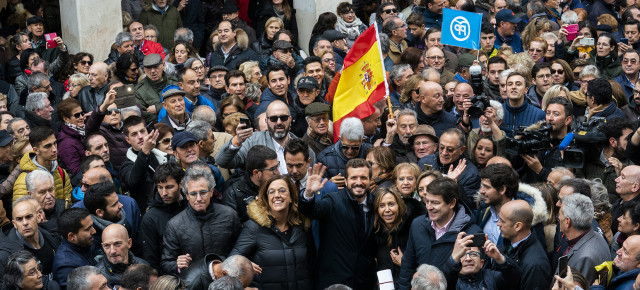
left=592, top=235, right=640, bottom=289
left=423, top=0, right=444, bottom=28
left=52, top=208, right=97, bottom=288
left=494, top=9, right=523, bottom=53
left=398, top=177, right=482, bottom=289
left=499, top=71, right=545, bottom=137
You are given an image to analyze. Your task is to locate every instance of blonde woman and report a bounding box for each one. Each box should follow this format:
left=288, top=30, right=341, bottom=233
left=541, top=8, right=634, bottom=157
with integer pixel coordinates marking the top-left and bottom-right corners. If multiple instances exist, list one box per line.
left=252, top=17, right=284, bottom=60
left=239, top=61, right=262, bottom=83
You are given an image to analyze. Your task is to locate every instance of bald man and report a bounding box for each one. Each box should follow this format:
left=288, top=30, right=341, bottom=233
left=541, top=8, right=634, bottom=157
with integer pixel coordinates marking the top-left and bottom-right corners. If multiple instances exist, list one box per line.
left=498, top=200, right=552, bottom=289
left=78, top=62, right=110, bottom=112
left=216, top=100, right=316, bottom=174
left=612, top=165, right=640, bottom=232
left=417, top=81, right=459, bottom=137
left=73, top=167, right=142, bottom=254
left=97, top=224, right=149, bottom=288
left=424, top=47, right=455, bottom=85
left=0, top=198, right=60, bottom=278
left=599, top=235, right=640, bottom=289
left=486, top=156, right=512, bottom=167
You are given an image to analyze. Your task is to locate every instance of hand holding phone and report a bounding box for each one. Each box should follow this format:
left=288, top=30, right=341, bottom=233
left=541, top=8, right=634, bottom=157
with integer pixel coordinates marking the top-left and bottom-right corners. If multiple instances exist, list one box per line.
left=558, top=255, right=568, bottom=278
left=44, top=33, right=58, bottom=49
left=566, top=24, right=579, bottom=42
left=470, top=234, right=486, bottom=247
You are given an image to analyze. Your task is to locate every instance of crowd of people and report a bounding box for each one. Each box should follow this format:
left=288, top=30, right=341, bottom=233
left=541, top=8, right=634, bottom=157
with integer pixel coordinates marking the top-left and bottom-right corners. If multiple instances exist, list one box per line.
left=1, top=0, right=640, bottom=289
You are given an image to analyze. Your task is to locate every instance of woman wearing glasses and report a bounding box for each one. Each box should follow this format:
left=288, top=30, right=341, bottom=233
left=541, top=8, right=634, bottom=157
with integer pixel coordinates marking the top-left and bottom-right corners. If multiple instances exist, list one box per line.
left=56, top=98, right=87, bottom=174
left=111, top=53, right=142, bottom=86
left=3, top=251, right=60, bottom=290
left=63, top=73, right=90, bottom=100
left=336, top=2, right=368, bottom=49
left=231, top=175, right=312, bottom=289
left=587, top=32, right=622, bottom=79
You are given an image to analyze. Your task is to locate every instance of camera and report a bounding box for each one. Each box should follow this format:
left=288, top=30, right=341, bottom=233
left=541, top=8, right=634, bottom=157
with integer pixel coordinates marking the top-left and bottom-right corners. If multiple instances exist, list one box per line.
left=469, top=64, right=484, bottom=96
left=562, top=117, right=608, bottom=168
left=505, top=123, right=552, bottom=156
left=468, top=95, right=491, bottom=118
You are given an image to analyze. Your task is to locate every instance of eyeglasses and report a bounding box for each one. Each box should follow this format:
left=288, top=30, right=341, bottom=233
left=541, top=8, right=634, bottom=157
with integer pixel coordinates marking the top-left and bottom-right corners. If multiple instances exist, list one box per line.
left=322, top=58, right=335, bottom=63
left=535, top=74, right=551, bottom=79
left=159, top=137, right=172, bottom=144
left=551, top=69, right=564, bottom=75
left=107, top=108, right=120, bottom=115
left=634, top=90, right=640, bottom=95
left=383, top=8, right=398, bottom=14
left=259, top=162, right=280, bottom=173
left=79, top=60, right=92, bottom=66
left=186, top=190, right=210, bottom=199
left=623, top=58, right=639, bottom=64
left=528, top=48, right=543, bottom=53
left=267, top=115, right=290, bottom=122
left=309, top=115, right=329, bottom=123
left=464, top=251, right=481, bottom=259
left=426, top=55, right=444, bottom=60
left=72, top=112, right=84, bottom=119
left=342, top=145, right=361, bottom=152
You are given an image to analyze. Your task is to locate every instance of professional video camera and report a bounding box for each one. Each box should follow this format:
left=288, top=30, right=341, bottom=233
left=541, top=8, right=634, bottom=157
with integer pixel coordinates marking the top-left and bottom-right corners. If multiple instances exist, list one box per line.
left=505, top=123, right=552, bottom=156
left=562, top=117, right=608, bottom=168
left=468, top=95, right=491, bottom=118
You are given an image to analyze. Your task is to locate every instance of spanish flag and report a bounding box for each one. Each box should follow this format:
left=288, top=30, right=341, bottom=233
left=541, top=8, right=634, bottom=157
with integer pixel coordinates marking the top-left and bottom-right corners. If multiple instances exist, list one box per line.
left=329, top=23, right=389, bottom=142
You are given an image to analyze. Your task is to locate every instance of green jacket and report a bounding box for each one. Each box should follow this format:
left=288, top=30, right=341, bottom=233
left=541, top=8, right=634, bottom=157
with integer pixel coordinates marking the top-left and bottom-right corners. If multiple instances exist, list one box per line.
left=578, top=155, right=633, bottom=204
left=139, top=5, right=183, bottom=49
left=135, top=75, right=179, bottom=124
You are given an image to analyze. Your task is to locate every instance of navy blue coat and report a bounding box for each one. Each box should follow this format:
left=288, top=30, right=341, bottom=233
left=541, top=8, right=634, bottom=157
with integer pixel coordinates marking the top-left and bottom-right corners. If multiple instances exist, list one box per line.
left=397, top=206, right=482, bottom=290
left=52, top=240, right=97, bottom=287
left=317, top=140, right=372, bottom=179
left=500, top=100, right=546, bottom=137
left=298, top=188, right=377, bottom=290
left=592, top=102, right=627, bottom=120
left=418, top=154, right=480, bottom=208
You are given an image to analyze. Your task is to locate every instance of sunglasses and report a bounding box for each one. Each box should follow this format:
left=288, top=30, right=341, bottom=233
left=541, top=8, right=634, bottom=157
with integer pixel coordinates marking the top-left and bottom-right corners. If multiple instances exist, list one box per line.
left=79, top=60, right=92, bottom=66
left=551, top=69, right=564, bottom=74
left=342, top=145, right=361, bottom=152
left=383, top=8, right=398, bottom=14
left=72, top=112, right=84, bottom=119
left=107, top=108, right=120, bottom=115
left=159, top=137, right=172, bottom=144
left=267, top=115, right=290, bottom=122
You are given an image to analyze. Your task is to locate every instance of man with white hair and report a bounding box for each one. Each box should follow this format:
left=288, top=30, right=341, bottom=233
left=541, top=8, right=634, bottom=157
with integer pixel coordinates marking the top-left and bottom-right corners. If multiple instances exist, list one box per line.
left=411, top=264, right=447, bottom=290
left=66, top=266, right=109, bottom=290
left=105, top=32, right=144, bottom=65
left=389, top=64, right=413, bottom=106
left=78, top=62, right=110, bottom=112
left=557, top=194, right=610, bottom=283
left=26, top=170, right=66, bottom=231
left=384, top=109, right=418, bottom=162
left=465, top=100, right=505, bottom=157
left=24, top=92, right=54, bottom=128
left=317, top=117, right=371, bottom=187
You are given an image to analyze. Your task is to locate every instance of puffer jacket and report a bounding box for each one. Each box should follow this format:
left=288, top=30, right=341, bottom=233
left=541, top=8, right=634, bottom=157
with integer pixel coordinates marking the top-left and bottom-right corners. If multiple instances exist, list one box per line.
left=317, top=140, right=372, bottom=179
left=56, top=124, right=85, bottom=175
left=138, top=3, right=183, bottom=49
left=85, top=106, right=129, bottom=170
left=96, top=252, right=149, bottom=288
left=161, top=202, right=241, bottom=274
left=208, top=29, right=260, bottom=70
left=141, top=191, right=188, bottom=270
left=251, top=32, right=274, bottom=61
left=13, top=152, right=72, bottom=203
left=230, top=201, right=313, bottom=290
left=223, top=174, right=260, bottom=222
left=135, top=74, right=179, bottom=124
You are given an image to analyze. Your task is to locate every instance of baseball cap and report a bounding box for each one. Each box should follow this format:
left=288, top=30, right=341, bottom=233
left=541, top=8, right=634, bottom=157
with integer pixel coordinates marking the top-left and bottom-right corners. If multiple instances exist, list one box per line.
left=171, top=131, right=197, bottom=150
left=0, top=130, right=14, bottom=147
left=297, top=76, right=319, bottom=90
left=143, top=53, right=163, bottom=67
left=495, top=9, right=521, bottom=24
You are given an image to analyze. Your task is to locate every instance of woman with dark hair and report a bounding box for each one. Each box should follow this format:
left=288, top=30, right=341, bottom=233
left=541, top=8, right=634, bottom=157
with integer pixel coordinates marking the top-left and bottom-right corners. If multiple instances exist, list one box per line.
left=373, top=187, right=421, bottom=288
left=550, top=59, right=578, bottom=91
left=366, top=146, right=397, bottom=191
left=3, top=250, right=59, bottom=290
left=336, top=3, right=367, bottom=48
left=472, top=136, right=496, bottom=170
left=588, top=32, right=622, bottom=79
left=611, top=202, right=640, bottom=257
left=154, top=123, right=174, bottom=156
left=164, top=41, right=198, bottom=77
left=56, top=98, right=86, bottom=174
left=5, top=32, right=32, bottom=84
left=231, top=175, right=312, bottom=289
left=215, top=95, right=247, bottom=131
left=112, top=53, right=142, bottom=85
left=256, top=0, right=299, bottom=46
left=309, top=12, right=338, bottom=51
left=565, top=21, right=597, bottom=61
left=400, top=47, right=425, bottom=73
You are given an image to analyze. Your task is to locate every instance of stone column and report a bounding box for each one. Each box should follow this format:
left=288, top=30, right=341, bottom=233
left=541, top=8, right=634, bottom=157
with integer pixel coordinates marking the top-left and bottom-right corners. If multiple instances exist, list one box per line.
left=295, top=0, right=349, bottom=55
left=60, top=0, right=122, bottom=62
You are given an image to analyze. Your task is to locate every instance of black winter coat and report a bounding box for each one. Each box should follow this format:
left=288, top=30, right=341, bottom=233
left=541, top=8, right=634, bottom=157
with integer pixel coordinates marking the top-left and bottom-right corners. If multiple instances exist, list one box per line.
left=161, top=203, right=241, bottom=274
left=443, top=254, right=521, bottom=289
left=96, top=251, right=149, bottom=288
left=140, top=192, right=188, bottom=270
left=231, top=201, right=313, bottom=289
left=180, top=253, right=224, bottom=290
left=255, top=2, right=298, bottom=46
left=223, top=174, right=260, bottom=223
left=503, top=235, right=552, bottom=290
left=298, top=188, right=377, bottom=290
left=119, top=148, right=164, bottom=212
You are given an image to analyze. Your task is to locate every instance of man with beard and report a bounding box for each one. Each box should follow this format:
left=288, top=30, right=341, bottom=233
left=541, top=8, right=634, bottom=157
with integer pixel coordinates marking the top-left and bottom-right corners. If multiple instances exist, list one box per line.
left=398, top=177, right=482, bottom=289
left=161, top=167, right=240, bottom=274
left=476, top=164, right=520, bottom=244
left=592, top=235, right=640, bottom=289
left=520, top=97, right=572, bottom=183
left=484, top=57, right=506, bottom=101
left=526, top=62, right=552, bottom=108
left=26, top=170, right=67, bottom=233
left=53, top=208, right=98, bottom=288
left=419, top=128, right=481, bottom=208
left=384, top=109, right=418, bottom=162
left=141, top=162, right=187, bottom=270
left=579, top=118, right=635, bottom=203
left=216, top=100, right=316, bottom=174
left=83, top=182, right=129, bottom=248
left=159, top=88, right=191, bottom=132
left=466, top=100, right=505, bottom=158
left=302, top=103, right=333, bottom=155
left=96, top=224, right=148, bottom=288
left=300, top=159, right=377, bottom=290
left=135, top=53, right=179, bottom=124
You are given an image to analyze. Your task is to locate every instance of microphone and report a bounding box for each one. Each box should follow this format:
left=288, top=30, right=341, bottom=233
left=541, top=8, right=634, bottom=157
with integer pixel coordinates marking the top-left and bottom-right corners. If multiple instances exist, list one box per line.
left=559, top=132, right=574, bottom=151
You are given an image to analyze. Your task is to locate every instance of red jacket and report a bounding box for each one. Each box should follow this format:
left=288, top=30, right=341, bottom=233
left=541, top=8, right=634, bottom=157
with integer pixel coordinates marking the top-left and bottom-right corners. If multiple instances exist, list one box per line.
left=139, top=40, right=166, bottom=60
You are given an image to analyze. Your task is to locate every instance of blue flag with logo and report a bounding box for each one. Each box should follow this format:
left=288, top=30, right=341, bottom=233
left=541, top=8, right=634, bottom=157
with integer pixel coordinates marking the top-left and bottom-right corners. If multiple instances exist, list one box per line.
left=441, top=8, right=482, bottom=50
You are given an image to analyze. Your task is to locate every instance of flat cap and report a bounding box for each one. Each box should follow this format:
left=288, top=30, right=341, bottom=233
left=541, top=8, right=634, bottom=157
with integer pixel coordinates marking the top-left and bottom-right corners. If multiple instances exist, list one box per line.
left=143, top=53, right=163, bottom=67
left=305, top=102, right=331, bottom=116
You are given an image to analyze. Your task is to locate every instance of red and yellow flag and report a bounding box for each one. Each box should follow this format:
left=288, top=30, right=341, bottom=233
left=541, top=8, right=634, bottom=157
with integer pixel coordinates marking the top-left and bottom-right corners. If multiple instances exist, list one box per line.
left=329, top=23, right=389, bottom=142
